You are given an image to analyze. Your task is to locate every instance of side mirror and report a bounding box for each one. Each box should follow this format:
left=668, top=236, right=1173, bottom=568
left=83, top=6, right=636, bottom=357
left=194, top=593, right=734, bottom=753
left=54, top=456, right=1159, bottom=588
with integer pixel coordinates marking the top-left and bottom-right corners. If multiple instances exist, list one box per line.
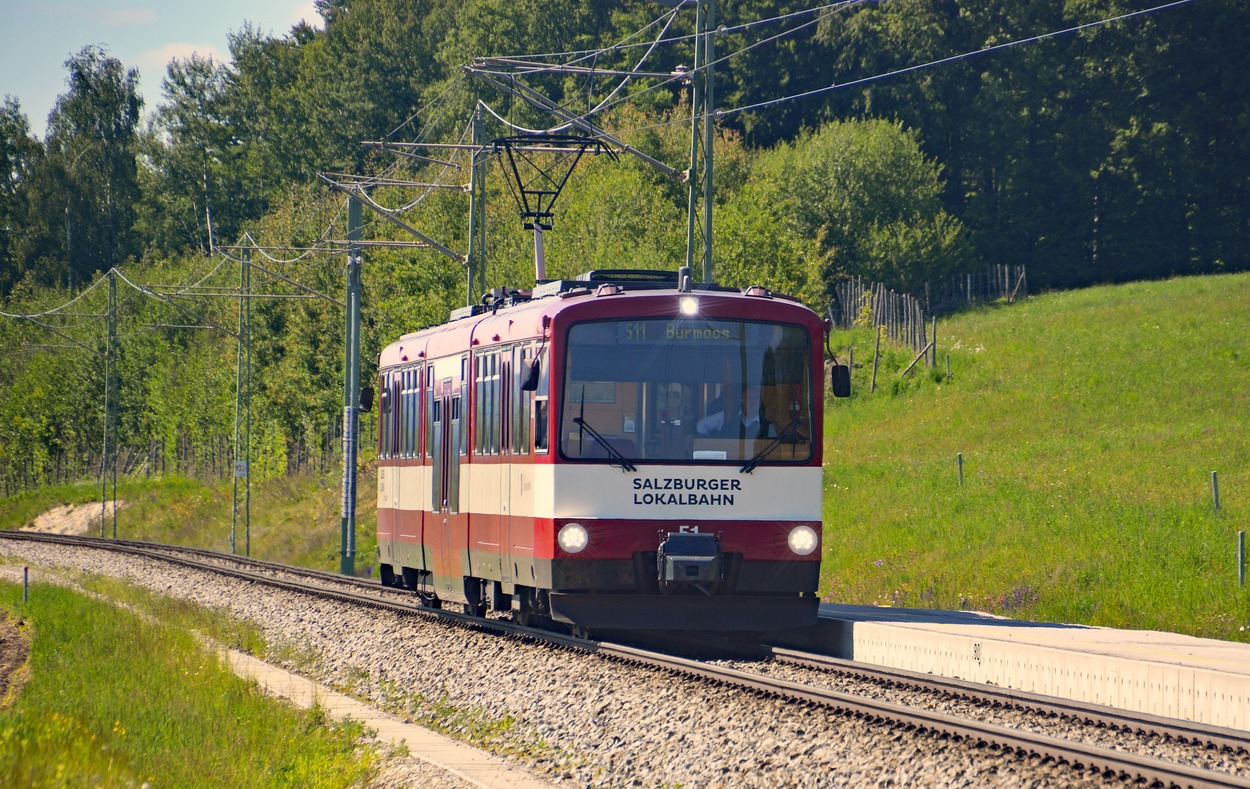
left=520, top=359, right=541, bottom=392
left=359, top=385, right=375, bottom=412
left=828, top=364, right=851, bottom=398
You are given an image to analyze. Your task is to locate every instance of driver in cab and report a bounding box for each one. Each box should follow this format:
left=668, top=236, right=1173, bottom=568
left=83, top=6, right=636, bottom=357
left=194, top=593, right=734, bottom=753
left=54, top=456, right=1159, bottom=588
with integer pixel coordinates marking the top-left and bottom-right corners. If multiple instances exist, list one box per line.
left=696, top=385, right=776, bottom=439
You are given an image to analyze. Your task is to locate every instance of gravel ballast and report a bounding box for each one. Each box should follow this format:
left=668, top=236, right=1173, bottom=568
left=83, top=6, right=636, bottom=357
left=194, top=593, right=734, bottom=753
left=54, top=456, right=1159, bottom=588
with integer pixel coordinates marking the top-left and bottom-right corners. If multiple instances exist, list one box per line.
left=0, top=540, right=1182, bottom=787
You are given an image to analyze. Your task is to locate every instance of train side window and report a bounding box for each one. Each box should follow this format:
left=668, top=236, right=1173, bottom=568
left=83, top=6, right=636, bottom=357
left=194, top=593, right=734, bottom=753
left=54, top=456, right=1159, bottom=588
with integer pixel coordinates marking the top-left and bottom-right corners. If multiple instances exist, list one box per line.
left=501, top=350, right=511, bottom=456
left=398, top=370, right=407, bottom=459
left=449, top=393, right=461, bottom=511
left=430, top=396, right=442, bottom=511
left=415, top=364, right=424, bottom=459
left=473, top=355, right=484, bottom=456
left=511, top=346, right=526, bottom=455
left=534, top=398, right=549, bottom=453
left=392, top=372, right=402, bottom=459
left=533, top=347, right=549, bottom=454
left=426, top=367, right=435, bottom=459
left=489, top=352, right=500, bottom=455
left=460, top=356, right=468, bottom=457
left=377, top=372, right=389, bottom=459
left=406, top=370, right=416, bottom=459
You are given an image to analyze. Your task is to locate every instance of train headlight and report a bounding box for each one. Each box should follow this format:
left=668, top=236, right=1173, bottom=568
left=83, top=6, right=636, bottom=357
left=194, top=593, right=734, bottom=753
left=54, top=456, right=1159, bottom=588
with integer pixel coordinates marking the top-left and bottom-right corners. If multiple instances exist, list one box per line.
left=679, top=296, right=699, bottom=316
left=787, top=525, right=819, bottom=556
left=558, top=522, right=589, bottom=553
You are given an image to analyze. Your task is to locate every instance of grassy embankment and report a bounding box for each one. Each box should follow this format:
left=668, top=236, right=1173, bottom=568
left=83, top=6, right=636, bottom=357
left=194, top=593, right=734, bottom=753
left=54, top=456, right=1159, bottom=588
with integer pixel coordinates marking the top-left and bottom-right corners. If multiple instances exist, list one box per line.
left=0, top=577, right=375, bottom=787
left=822, top=272, right=1250, bottom=640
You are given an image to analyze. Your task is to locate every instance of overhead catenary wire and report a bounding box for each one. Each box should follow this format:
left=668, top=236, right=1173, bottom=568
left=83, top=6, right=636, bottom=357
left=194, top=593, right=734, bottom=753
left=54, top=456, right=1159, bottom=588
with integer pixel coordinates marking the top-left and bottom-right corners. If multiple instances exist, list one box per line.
left=718, top=0, right=1200, bottom=120
left=463, top=0, right=868, bottom=149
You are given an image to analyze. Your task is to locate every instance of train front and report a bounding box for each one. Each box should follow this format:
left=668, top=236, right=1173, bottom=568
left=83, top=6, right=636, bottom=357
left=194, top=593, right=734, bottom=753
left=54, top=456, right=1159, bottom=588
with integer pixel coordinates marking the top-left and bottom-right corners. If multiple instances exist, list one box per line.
left=542, top=289, right=825, bottom=631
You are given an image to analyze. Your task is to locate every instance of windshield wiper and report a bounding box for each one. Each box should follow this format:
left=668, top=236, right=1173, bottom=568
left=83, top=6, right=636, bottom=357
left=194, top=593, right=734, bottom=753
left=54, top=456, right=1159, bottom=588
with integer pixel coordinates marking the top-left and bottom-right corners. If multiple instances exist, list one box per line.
left=573, top=416, right=638, bottom=472
left=739, top=419, right=806, bottom=474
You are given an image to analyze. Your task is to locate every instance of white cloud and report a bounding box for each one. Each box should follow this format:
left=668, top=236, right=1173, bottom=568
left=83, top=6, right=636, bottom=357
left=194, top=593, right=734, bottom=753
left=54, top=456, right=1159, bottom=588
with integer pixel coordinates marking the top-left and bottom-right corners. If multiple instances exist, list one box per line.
left=21, top=4, right=157, bottom=27
left=290, top=2, right=324, bottom=30
left=135, top=42, right=228, bottom=84
left=89, top=7, right=158, bottom=27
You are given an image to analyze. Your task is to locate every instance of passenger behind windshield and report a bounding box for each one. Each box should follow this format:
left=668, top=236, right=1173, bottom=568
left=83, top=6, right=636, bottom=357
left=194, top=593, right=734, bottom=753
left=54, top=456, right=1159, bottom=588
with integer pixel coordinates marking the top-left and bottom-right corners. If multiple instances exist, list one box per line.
left=696, top=385, right=776, bottom=439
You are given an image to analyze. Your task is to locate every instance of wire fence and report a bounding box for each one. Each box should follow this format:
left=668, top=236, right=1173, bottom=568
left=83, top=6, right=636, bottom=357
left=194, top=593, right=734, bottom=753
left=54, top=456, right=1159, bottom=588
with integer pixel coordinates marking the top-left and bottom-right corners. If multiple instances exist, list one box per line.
left=831, top=264, right=1028, bottom=356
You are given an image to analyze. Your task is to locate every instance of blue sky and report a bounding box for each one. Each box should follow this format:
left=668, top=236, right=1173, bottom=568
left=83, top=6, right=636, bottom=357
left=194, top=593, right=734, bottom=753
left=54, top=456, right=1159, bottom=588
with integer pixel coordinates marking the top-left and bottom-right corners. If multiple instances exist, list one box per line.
left=0, top=1, right=320, bottom=137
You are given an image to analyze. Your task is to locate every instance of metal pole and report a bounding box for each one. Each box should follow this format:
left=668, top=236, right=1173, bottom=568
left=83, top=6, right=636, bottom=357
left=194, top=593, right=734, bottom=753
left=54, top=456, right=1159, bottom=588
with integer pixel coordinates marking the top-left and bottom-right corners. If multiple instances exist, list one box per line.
left=110, top=270, right=118, bottom=538
left=23, top=566, right=28, bottom=604
left=100, top=275, right=110, bottom=538
left=958, top=453, right=964, bottom=487
left=340, top=198, right=363, bottom=575
left=1212, top=471, right=1220, bottom=513
left=684, top=0, right=706, bottom=277
left=467, top=104, right=483, bottom=303
left=245, top=254, right=252, bottom=557
left=232, top=252, right=245, bottom=554
left=701, top=0, right=715, bottom=283
left=101, top=269, right=116, bottom=538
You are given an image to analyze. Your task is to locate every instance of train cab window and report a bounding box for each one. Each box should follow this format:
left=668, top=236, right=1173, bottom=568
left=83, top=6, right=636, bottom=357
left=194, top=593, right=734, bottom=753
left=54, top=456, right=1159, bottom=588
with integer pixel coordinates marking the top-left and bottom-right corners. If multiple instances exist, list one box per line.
left=559, top=318, right=814, bottom=464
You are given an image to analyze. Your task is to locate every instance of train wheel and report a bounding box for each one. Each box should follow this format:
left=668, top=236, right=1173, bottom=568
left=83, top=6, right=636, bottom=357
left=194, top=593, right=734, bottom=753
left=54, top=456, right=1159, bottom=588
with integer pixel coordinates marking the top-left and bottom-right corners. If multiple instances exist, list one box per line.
left=570, top=625, right=595, bottom=640
left=462, top=579, right=488, bottom=618
left=418, top=591, right=442, bottom=609
left=379, top=564, right=397, bottom=588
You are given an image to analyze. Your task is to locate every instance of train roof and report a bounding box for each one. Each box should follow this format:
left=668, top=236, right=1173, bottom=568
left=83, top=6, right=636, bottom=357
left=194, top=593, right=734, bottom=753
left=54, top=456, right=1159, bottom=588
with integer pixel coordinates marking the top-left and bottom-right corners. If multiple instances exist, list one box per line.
left=378, top=269, right=821, bottom=368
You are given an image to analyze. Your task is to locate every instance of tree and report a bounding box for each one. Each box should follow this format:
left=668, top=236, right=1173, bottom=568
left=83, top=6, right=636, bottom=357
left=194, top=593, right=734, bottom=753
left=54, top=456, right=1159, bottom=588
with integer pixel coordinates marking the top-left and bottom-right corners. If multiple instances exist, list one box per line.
left=138, top=54, right=253, bottom=255
left=23, top=46, right=143, bottom=287
left=0, top=97, right=41, bottom=292
left=758, top=119, right=975, bottom=296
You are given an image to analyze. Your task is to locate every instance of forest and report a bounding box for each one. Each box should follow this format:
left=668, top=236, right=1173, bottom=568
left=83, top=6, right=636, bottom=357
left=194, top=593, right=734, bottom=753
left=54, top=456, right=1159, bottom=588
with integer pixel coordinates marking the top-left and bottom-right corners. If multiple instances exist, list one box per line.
left=0, top=0, right=1246, bottom=491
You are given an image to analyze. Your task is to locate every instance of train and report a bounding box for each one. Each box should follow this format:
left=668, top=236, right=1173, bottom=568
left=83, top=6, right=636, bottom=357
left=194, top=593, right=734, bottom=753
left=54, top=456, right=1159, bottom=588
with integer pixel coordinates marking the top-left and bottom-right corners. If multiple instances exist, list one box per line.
left=374, top=268, right=849, bottom=633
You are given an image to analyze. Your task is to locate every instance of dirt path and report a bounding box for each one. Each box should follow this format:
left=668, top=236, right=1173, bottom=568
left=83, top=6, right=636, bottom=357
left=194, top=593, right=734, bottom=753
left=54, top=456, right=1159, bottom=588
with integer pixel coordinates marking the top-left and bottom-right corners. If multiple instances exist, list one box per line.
left=22, top=502, right=125, bottom=536
left=0, top=614, right=29, bottom=709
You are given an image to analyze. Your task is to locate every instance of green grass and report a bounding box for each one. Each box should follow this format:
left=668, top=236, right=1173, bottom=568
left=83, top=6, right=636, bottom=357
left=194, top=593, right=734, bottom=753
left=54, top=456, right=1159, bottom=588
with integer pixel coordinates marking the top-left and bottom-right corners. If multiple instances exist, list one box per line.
left=0, top=580, right=376, bottom=788
left=822, top=272, right=1250, bottom=640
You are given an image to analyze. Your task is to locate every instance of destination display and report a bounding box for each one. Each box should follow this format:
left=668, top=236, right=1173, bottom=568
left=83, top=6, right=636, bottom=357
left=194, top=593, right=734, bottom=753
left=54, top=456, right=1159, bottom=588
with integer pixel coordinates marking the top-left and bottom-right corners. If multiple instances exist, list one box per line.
left=617, top=320, right=745, bottom=344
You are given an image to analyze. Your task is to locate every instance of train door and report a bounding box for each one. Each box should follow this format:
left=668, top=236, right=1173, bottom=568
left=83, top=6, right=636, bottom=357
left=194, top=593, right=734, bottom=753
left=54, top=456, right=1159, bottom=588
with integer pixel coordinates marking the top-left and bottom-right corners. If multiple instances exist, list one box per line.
left=498, top=348, right=512, bottom=582
left=396, top=367, right=420, bottom=546
left=508, top=343, right=542, bottom=585
left=431, top=372, right=463, bottom=596
left=376, top=370, right=396, bottom=562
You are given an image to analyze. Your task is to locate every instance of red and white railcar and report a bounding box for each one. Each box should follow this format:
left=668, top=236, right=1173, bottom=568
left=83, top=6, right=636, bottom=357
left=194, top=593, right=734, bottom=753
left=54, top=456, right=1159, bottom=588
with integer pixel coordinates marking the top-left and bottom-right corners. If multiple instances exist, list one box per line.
left=375, top=270, right=841, bottom=631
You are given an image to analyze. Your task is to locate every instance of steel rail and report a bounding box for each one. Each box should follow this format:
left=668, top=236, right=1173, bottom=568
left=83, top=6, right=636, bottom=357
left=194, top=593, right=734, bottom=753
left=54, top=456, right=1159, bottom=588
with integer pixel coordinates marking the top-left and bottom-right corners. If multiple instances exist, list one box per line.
left=3, top=531, right=1245, bottom=788
left=769, top=646, right=1250, bottom=756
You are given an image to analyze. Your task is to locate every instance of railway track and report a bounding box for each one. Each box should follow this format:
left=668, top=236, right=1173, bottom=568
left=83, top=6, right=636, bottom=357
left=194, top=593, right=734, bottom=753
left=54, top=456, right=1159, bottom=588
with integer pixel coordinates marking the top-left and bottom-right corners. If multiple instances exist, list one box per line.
left=4, top=530, right=1248, bottom=788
